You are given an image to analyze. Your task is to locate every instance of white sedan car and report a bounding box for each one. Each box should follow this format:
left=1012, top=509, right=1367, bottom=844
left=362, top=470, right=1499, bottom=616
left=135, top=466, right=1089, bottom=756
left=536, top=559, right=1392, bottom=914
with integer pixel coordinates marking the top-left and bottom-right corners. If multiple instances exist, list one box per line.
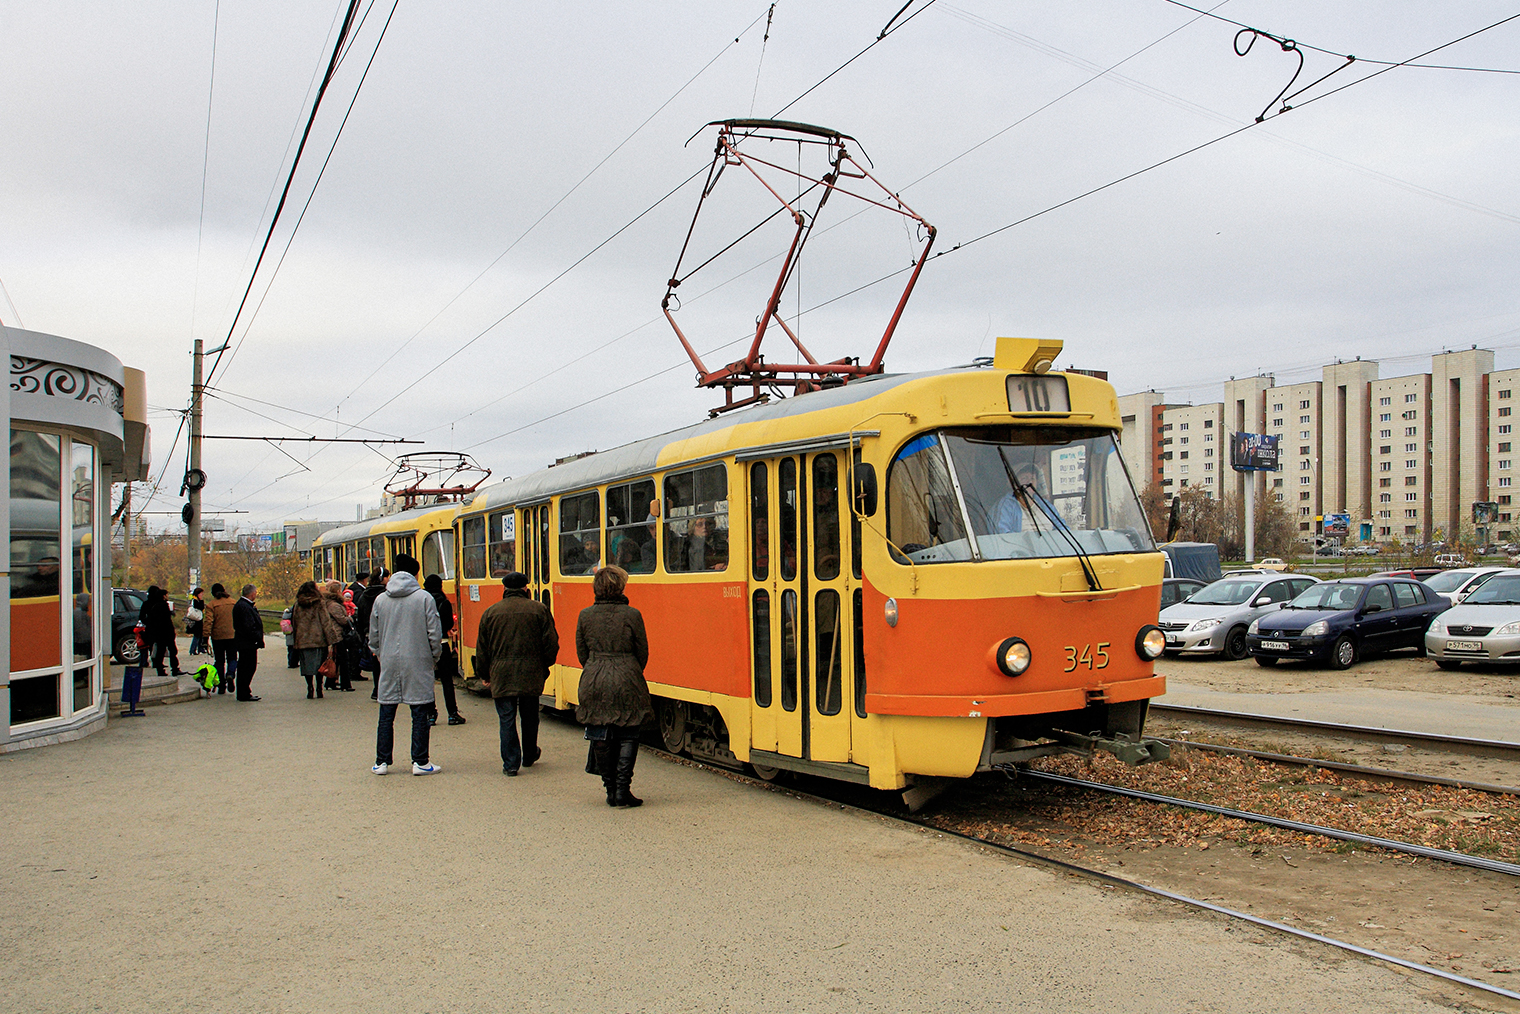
left=1425, top=569, right=1520, bottom=669
left=1422, top=566, right=1508, bottom=604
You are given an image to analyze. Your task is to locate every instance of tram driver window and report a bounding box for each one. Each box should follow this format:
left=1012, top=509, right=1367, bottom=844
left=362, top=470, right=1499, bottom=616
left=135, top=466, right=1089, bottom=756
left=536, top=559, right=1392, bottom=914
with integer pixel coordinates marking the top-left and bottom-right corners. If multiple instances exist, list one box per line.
left=663, top=465, right=728, bottom=572
left=559, top=492, right=601, bottom=575
left=488, top=510, right=515, bottom=577
left=461, top=516, right=487, bottom=580
left=607, top=479, right=657, bottom=574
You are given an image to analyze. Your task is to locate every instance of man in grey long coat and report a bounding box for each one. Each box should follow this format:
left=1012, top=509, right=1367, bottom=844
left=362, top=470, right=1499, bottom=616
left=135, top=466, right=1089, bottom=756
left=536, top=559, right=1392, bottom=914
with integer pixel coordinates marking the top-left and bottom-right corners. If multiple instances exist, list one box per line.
left=370, top=554, right=442, bottom=776
left=476, top=571, right=559, bottom=776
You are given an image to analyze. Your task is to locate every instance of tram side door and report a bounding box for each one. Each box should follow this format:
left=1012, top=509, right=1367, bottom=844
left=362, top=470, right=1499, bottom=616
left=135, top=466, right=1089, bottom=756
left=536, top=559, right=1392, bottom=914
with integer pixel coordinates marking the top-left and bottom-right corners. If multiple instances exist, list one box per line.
left=524, top=504, right=552, bottom=609
left=750, top=452, right=854, bottom=764
left=806, top=451, right=852, bottom=763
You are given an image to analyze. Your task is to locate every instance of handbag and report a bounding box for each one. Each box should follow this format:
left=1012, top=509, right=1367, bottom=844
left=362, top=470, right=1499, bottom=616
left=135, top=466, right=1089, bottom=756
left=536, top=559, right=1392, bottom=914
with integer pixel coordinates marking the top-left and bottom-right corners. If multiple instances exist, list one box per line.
left=317, top=656, right=337, bottom=681
left=185, top=606, right=203, bottom=623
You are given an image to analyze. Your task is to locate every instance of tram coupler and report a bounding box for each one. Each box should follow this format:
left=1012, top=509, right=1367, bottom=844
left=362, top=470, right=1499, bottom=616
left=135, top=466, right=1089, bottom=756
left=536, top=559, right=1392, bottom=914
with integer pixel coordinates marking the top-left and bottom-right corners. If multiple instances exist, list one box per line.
left=1048, top=730, right=1170, bottom=766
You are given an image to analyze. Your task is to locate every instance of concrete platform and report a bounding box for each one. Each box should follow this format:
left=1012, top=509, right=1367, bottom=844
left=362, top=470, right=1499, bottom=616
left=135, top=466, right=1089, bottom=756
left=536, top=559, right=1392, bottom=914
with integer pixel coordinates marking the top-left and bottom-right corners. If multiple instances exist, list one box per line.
left=1163, top=681, right=1520, bottom=742
left=0, top=664, right=1465, bottom=1013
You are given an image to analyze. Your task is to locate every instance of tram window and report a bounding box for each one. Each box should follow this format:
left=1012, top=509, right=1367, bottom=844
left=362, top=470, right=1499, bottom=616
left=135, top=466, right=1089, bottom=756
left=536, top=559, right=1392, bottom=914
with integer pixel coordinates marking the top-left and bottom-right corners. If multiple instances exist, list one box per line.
left=664, top=465, right=728, bottom=572
left=422, top=530, right=455, bottom=581
left=488, top=510, right=515, bottom=577
left=343, top=543, right=358, bottom=582
left=323, top=547, right=334, bottom=581
left=521, top=517, right=535, bottom=584
left=538, top=508, right=550, bottom=584
left=752, top=590, right=772, bottom=707
left=851, top=450, right=863, bottom=580
left=885, top=435, right=966, bottom=562
left=312, top=555, right=321, bottom=581
left=750, top=462, right=769, bottom=581
left=779, top=458, right=798, bottom=581
left=887, top=427, right=1153, bottom=564
left=852, top=588, right=866, bottom=719
left=389, top=535, right=415, bottom=564
left=606, top=479, right=657, bottom=574
left=815, top=589, right=842, bottom=716
left=780, top=589, right=798, bottom=712
left=461, top=516, right=487, bottom=580
left=560, top=492, right=601, bottom=575
left=813, top=454, right=841, bottom=581
left=371, top=536, right=385, bottom=572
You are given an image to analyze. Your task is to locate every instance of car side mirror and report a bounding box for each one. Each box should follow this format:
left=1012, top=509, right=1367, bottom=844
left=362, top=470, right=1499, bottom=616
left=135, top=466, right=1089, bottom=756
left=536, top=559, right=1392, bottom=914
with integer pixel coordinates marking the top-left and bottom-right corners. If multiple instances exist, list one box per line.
left=1254, top=596, right=1270, bottom=606
left=853, top=462, right=878, bottom=517
left=1363, top=603, right=1382, bottom=614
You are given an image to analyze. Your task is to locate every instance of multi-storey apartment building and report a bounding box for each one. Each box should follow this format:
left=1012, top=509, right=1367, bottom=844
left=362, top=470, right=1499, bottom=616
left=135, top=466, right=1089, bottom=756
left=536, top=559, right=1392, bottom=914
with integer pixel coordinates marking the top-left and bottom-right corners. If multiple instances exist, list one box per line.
left=1158, top=403, right=1224, bottom=497
left=1117, top=348, right=1519, bottom=546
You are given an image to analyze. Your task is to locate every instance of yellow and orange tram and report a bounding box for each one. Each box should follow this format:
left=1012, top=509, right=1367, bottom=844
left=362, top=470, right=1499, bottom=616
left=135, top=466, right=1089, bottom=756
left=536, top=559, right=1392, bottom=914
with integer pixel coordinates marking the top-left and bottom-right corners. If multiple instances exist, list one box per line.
left=451, top=337, right=1168, bottom=792
left=311, top=503, right=458, bottom=596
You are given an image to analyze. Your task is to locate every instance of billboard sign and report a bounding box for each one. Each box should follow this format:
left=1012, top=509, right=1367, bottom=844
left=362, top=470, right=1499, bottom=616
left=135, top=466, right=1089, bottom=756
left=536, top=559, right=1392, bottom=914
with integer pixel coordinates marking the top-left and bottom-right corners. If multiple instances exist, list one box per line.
left=1230, top=432, right=1279, bottom=472
left=1323, top=512, right=1350, bottom=536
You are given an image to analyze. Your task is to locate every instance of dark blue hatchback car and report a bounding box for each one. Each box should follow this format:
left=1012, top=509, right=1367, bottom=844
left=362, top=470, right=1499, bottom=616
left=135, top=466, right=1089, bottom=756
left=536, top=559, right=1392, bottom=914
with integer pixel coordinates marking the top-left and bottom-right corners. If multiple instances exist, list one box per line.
left=1246, top=577, right=1449, bottom=670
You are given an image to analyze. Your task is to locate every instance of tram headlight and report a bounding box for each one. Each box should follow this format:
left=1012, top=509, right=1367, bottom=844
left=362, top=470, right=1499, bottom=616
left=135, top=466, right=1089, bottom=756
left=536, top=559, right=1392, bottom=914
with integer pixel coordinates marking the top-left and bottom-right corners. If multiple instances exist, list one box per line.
left=994, top=637, right=1031, bottom=677
left=1136, top=625, right=1165, bottom=660
left=884, top=598, right=899, bottom=627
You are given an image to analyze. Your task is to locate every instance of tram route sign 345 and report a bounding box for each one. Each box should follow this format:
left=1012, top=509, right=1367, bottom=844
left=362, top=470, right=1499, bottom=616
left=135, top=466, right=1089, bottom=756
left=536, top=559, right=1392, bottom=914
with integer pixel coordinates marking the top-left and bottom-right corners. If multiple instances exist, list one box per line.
left=1230, top=432, right=1280, bottom=472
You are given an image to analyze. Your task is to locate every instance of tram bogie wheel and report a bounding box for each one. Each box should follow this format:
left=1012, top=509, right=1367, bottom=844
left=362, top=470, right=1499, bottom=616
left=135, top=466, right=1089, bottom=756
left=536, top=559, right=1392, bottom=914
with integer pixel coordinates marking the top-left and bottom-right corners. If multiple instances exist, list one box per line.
left=1435, top=659, right=1462, bottom=671
left=657, top=698, right=688, bottom=754
left=1253, top=655, right=1277, bottom=667
left=1329, top=635, right=1357, bottom=670
left=749, top=762, right=782, bottom=782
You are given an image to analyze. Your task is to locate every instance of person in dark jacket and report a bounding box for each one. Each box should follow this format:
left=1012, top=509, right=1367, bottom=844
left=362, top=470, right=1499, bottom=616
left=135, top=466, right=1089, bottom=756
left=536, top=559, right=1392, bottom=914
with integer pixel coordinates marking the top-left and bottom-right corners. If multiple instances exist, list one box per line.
left=357, top=567, right=388, bottom=696
left=231, top=584, right=265, bottom=701
left=477, top=571, right=558, bottom=776
left=575, top=565, right=651, bottom=807
left=186, top=588, right=206, bottom=656
left=323, top=581, right=358, bottom=692
left=422, top=573, right=465, bottom=727
left=139, top=586, right=186, bottom=678
left=291, top=580, right=341, bottom=699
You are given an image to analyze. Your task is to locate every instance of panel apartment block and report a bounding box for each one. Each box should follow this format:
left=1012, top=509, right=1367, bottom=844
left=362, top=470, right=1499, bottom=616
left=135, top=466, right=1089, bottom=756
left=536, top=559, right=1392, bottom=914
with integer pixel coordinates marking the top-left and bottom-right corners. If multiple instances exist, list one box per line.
left=1321, top=359, right=1378, bottom=526
left=1117, top=391, right=1164, bottom=492
left=1159, top=403, right=1225, bottom=496
left=1370, top=373, right=1433, bottom=543
left=1432, top=348, right=1494, bottom=542
left=1487, top=367, right=1520, bottom=541
left=1265, top=380, right=1323, bottom=532
left=1222, top=376, right=1272, bottom=507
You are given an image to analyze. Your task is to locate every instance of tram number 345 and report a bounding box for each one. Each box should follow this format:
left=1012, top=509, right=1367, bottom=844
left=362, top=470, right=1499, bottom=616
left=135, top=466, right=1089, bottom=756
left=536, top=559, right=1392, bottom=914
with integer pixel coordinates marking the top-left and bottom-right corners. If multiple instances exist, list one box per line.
left=1063, top=643, right=1110, bottom=672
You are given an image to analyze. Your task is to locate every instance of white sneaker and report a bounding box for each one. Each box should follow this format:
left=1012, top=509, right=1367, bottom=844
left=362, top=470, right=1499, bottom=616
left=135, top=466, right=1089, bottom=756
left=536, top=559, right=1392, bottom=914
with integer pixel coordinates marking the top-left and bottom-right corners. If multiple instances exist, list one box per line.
left=412, top=762, right=441, bottom=776
left=371, top=763, right=388, bottom=775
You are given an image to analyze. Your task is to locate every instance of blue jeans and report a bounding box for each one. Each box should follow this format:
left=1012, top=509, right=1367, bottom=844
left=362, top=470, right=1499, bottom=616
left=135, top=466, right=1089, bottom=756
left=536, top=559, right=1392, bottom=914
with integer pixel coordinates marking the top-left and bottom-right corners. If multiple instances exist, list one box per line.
left=376, top=703, right=431, bottom=766
left=494, top=694, right=540, bottom=772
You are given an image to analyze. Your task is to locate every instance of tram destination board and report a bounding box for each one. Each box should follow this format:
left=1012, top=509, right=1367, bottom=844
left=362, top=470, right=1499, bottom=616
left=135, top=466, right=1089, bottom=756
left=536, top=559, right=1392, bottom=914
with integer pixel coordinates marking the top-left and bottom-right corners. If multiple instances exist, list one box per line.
left=1007, top=375, right=1070, bottom=413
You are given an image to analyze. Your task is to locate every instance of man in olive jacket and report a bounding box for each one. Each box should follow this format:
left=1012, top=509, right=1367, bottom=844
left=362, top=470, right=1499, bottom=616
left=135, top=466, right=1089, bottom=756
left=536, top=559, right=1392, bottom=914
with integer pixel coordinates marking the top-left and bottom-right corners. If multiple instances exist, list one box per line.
left=476, top=571, right=559, bottom=776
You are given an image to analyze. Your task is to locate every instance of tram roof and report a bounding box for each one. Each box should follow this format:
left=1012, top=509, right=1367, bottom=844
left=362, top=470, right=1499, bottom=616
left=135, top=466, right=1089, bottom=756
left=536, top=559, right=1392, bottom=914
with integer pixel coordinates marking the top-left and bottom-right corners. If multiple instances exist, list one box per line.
left=311, top=502, right=457, bottom=547
left=463, top=368, right=943, bottom=511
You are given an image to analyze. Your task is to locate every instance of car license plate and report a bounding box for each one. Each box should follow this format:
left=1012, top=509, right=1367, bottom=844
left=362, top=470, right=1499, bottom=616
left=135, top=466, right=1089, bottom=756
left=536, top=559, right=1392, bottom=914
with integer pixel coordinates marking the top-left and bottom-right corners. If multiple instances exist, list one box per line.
left=1165, top=635, right=1180, bottom=645
left=1446, top=639, right=1482, bottom=651
left=1259, top=640, right=1289, bottom=651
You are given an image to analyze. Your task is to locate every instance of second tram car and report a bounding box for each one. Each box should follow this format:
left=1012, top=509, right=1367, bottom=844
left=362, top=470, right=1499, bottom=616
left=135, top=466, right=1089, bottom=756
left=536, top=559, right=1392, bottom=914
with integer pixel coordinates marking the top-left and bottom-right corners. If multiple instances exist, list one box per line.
left=450, top=338, right=1168, bottom=791
left=311, top=503, right=458, bottom=595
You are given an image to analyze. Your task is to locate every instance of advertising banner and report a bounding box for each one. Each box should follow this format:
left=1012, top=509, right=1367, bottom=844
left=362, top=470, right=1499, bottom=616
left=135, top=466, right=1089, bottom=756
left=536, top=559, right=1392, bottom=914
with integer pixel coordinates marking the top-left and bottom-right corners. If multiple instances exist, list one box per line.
left=1230, top=432, right=1279, bottom=471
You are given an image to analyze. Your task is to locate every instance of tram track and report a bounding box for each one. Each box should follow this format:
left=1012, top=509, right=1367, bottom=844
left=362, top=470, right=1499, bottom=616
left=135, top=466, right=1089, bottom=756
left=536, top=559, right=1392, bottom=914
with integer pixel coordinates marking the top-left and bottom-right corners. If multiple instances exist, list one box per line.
left=645, top=744, right=1520, bottom=1006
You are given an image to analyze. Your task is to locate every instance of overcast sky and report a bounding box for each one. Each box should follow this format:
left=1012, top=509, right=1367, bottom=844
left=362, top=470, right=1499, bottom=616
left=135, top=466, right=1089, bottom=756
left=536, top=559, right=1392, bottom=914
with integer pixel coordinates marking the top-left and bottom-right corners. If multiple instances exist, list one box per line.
left=4, top=1, right=1517, bottom=532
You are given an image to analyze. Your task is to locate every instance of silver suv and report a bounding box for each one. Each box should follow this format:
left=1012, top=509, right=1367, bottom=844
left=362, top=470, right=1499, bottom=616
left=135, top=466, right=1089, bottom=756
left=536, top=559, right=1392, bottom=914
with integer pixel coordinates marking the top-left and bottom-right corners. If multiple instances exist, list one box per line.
left=1159, top=573, right=1320, bottom=660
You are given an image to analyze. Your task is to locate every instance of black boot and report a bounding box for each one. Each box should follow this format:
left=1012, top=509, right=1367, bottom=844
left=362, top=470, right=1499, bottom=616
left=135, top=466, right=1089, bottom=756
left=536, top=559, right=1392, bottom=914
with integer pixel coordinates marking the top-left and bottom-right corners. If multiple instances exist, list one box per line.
left=594, top=741, right=616, bottom=806
left=304, top=675, right=314, bottom=699
left=613, top=738, right=642, bottom=808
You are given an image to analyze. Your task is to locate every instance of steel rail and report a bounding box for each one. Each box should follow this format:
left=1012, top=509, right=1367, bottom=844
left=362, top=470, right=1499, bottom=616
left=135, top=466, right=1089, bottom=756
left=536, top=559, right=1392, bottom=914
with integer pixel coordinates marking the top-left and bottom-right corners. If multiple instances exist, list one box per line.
left=1157, top=736, right=1520, bottom=796
left=643, top=745, right=1520, bottom=1005
left=1020, top=769, right=1520, bottom=877
left=1151, top=703, right=1520, bottom=760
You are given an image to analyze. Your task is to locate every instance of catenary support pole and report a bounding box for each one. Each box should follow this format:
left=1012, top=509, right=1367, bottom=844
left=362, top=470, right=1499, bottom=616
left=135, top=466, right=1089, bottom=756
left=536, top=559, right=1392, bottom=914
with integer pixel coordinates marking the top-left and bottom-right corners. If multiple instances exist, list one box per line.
left=188, top=339, right=203, bottom=590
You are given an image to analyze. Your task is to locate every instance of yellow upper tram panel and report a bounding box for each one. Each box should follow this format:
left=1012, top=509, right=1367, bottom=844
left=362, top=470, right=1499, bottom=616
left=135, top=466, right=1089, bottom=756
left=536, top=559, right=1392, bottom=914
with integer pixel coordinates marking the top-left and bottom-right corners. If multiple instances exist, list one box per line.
left=653, top=345, right=1122, bottom=471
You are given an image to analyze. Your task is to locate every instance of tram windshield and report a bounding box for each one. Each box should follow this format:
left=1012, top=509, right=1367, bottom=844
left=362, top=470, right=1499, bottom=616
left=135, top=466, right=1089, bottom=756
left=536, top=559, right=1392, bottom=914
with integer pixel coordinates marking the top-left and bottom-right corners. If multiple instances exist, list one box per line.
left=886, top=426, right=1154, bottom=564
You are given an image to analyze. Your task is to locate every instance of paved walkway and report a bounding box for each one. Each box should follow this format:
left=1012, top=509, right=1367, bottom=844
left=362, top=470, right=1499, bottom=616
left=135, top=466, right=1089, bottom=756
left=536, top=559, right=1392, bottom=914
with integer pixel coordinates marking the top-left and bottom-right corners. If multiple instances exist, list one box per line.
left=0, top=662, right=1466, bottom=1012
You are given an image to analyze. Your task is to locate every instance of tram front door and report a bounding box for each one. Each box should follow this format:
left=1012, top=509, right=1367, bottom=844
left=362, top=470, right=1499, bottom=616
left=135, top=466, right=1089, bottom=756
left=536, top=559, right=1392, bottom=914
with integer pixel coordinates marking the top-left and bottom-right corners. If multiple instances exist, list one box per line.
left=748, top=451, right=855, bottom=765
